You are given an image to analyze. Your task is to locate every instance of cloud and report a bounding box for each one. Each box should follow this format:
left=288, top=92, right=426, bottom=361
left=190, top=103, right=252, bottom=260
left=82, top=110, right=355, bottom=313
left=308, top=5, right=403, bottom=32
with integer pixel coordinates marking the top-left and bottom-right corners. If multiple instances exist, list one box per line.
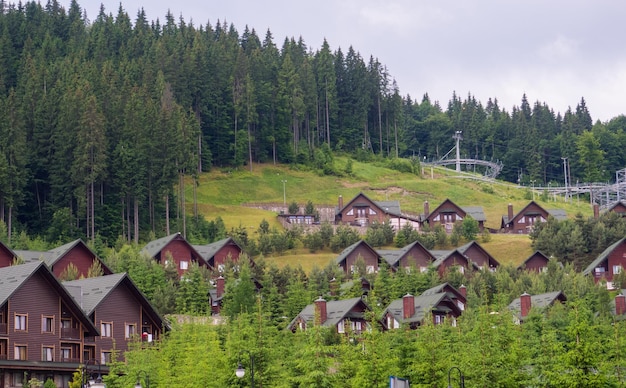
left=537, top=35, right=579, bottom=62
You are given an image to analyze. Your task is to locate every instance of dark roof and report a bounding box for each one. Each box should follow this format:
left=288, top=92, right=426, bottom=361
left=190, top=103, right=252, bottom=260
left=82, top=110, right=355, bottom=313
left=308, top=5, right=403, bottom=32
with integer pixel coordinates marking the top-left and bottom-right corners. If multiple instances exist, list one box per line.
left=287, top=297, right=370, bottom=329
left=421, top=283, right=465, bottom=301
left=63, top=273, right=166, bottom=329
left=377, top=240, right=433, bottom=267
left=583, top=237, right=625, bottom=275
left=335, top=240, right=379, bottom=265
left=14, top=239, right=113, bottom=274
left=503, top=201, right=567, bottom=225
left=192, top=237, right=239, bottom=262
left=0, top=262, right=99, bottom=335
left=337, top=192, right=401, bottom=216
left=140, top=233, right=183, bottom=257
left=384, top=293, right=458, bottom=324
left=507, top=291, right=566, bottom=316
left=461, top=206, right=486, bottom=222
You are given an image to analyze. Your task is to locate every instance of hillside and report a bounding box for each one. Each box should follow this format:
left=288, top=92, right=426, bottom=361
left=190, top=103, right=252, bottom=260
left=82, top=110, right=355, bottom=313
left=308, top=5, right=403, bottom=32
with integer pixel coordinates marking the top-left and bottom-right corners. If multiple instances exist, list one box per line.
left=187, top=158, right=594, bottom=268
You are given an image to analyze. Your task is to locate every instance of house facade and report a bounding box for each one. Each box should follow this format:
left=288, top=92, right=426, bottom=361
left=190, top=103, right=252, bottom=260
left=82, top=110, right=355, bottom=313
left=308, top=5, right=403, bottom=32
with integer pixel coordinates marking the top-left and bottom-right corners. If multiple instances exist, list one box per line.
left=63, top=273, right=165, bottom=366
left=583, top=237, right=626, bottom=289
left=378, top=240, right=436, bottom=273
left=287, top=297, right=371, bottom=334
left=193, top=237, right=244, bottom=273
left=501, top=201, right=567, bottom=234
left=335, top=193, right=420, bottom=230
left=457, top=241, right=499, bottom=270
left=383, top=292, right=462, bottom=329
left=0, top=262, right=100, bottom=388
left=141, top=233, right=207, bottom=277
left=422, top=199, right=486, bottom=233
left=508, top=291, right=567, bottom=324
left=335, top=240, right=381, bottom=276
left=518, top=251, right=551, bottom=273
left=430, top=249, right=475, bottom=277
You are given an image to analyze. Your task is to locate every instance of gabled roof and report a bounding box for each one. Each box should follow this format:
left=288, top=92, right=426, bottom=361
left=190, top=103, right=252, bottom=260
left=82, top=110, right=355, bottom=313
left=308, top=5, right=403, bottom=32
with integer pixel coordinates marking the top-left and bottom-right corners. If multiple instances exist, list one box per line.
left=337, top=192, right=402, bottom=216
left=503, top=201, right=567, bottom=225
left=63, top=273, right=166, bottom=329
left=141, top=232, right=205, bottom=263
left=583, top=237, right=625, bottom=275
left=0, top=262, right=99, bottom=335
left=426, top=199, right=486, bottom=222
left=376, top=240, right=434, bottom=267
left=421, top=282, right=466, bottom=302
left=507, top=291, right=567, bottom=316
left=384, top=293, right=460, bottom=324
left=288, top=297, right=370, bottom=329
left=430, top=249, right=477, bottom=269
left=192, top=237, right=241, bottom=262
left=606, top=201, right=626, bottom=213
left=14, top=239, right=113, bottom=274
left=518, top=251, right=550, bottom=269
left=335, top=240, right=380, bottom=265
left=457, top=241, right=500, bottom=268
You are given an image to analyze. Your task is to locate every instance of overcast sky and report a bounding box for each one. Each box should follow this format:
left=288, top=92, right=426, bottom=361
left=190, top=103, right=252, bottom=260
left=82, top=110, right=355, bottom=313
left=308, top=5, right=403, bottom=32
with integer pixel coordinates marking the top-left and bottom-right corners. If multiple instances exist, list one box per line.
left=77, top=1, right=626, bottom=122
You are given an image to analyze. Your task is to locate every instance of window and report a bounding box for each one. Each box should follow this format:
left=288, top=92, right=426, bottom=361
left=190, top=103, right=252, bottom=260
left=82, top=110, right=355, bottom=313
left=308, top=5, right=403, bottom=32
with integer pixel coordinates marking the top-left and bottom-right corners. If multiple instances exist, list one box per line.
left=14, top=314, right=27, bottom=331
left=337, top=320, right=345, bottom=334
left=457, top=301, right=465, bottom=311
left=14, top=345, right=27, bottom=360
left=101, top=351, right=112, bottom=365
left=366, top=265, right=375, bottom=274
left=595, top=267, right=606, bottom=274
left=350, top=265, right=356, bottom=274
left=434, top=315, right=445, bottom=325
left=12, top=373, right=23, bottom=387
left=42, top=346, right=54, bottom=362
left=351, top=321, right=362, bottom=333
left=101, top=322, right=112, bottom=337
left=125, top=323, right=136, bottom=339
left=60, top=348, right=71, bottom=361
left=614, top=265, right=623, bottom=275
left=457, top=266, right=465, bottom=274
left=42, top=316, right=54, bottom=333
left=420, top=266, right=428, bottom=273
left=180, top=260, right=189, bottom=270
left=217, top=264, right=225, bottom=272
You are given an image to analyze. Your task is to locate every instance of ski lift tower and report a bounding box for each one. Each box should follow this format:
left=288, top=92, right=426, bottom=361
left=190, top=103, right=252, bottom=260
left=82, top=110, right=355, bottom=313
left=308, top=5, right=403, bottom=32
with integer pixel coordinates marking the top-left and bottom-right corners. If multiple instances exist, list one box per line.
left=453, top=131, right=463, bottom=172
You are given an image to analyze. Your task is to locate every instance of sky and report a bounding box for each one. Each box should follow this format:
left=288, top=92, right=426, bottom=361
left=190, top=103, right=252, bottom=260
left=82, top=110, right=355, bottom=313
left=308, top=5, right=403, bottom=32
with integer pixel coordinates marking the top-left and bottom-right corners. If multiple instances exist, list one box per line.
left=76, top=0, right=626, bottom=122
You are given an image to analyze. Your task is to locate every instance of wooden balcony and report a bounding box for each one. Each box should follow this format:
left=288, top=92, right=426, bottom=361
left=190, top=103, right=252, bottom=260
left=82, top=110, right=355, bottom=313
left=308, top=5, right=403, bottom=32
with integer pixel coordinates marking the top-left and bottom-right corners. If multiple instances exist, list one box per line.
left=61, top=327, right=80, bottom=340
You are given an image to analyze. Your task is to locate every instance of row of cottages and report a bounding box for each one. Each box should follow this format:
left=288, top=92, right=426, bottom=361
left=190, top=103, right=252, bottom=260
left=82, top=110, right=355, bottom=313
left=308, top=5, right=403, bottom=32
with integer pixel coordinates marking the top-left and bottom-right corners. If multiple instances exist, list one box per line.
left=335, top=193, right=569, bottom=235
left=335, top=239, right=500, bottom=277
left=139, top=233, right=245, bottom=278
left=287, top=283, right=467, bottom=333
left=0, top=261, right=165, bottom=387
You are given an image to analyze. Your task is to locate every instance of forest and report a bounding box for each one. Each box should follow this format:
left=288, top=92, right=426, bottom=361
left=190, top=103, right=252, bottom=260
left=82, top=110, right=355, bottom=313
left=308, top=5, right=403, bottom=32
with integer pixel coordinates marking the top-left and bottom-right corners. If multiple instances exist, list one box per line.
left=1, top=1, right=626, bottom=247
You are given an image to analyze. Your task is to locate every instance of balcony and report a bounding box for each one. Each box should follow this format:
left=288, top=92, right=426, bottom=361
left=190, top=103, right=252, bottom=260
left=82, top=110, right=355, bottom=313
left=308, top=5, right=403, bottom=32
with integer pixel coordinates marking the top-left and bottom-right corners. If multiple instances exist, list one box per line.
left=61, top=327, right=80, bottom=340
left=0, top=323, right=6, bottom=335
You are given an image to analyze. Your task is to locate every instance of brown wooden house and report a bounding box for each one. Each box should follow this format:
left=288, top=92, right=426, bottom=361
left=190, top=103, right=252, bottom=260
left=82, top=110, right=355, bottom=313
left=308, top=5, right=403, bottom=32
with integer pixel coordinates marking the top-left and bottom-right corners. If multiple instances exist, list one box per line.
left=518, top=251, right=551, bottom=273
left=193, top=237, right=244, bottom=273
left=583, top=237, right=626, bottom=289
left=141, top=233, right=207, bottom=277
left=335, top=240, right=382, bottom=276
left=383, top=292, right=462, bottom=329
left=14, top=239, right=113, bottom=279
left=457, top=241, right=499, bottom=271
left=287, top=297, right=372, bottom=334
left=430, top=249, right=477, bottom=277
left=422, top=199, right=486, bottom=233
left=377, top=240, right=436, bottom=273
left=421, top=283, right=467, bottom=312
left=501, top=201, right=567, bottom=234
left=607, top=201, right=626, bottom=217
left=0, top=241, right=16, bottom=268
left=335, top=193, right=420, bottom=230
left=0, top=262, right=99, bottom=388
left=63, top=273, right=165, bottom=367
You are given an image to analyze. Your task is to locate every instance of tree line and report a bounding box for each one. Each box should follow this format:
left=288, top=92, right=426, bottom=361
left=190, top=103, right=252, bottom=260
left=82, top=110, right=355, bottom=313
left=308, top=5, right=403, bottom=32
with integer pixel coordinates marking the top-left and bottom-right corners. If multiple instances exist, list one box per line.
left=1, top=1, right=626, bottom=247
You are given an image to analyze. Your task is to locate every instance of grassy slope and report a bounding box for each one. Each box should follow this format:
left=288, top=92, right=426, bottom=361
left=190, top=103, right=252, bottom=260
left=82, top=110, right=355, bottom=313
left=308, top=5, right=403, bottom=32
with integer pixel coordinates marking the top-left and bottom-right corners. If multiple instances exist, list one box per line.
left=187, top=158, right=592, bottom=270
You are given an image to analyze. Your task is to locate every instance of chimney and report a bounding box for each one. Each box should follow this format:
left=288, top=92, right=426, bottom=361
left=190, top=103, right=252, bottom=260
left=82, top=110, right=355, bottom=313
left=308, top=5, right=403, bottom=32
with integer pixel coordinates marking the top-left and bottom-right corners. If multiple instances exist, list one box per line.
left=216, top=276, right=225, bottom=298
left=424, top=201, right=430, bottom=218
left=520, top=292, right=531, bottom=318
left=459, top=284, right=467, bottom=298
left=508, top=203, right=514, bottom=222
left=616, top=294, right=626, bottom=315
left=315, top=297, right=328, bottom=324
left=593, top=204, right=600, bottom=219
left=403, top=294, right=415, bottom=319
left=338, top=195, right=343, bottom=210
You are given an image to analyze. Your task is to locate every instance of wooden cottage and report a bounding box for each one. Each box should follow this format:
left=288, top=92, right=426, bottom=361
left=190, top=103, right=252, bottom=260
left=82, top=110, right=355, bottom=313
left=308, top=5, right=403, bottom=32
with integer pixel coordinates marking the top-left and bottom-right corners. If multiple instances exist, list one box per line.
left=422, top=199, right=486, bottom=233
left=583, top=237, right=626, bottom=289
left=501, top=201, right=567, bottom=234
left=141, top=233, right=207, bottom=277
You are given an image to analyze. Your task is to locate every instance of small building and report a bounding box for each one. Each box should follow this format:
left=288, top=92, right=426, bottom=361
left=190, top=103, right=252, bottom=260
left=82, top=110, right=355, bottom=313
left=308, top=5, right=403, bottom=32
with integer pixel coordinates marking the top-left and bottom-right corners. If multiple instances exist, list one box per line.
left=14, top=239, right=113, bottom=279
left=606, top=201, right=626, bottom=217
left=456, top=241, right=499, bottom=271
left=383, top=292, right=462, bottom=329
left=583, top=237, right=626, bottom=289
left=0, top=262, right=100, bottom=387
left=507, top=291, right=567, bottom=324
left=430, top=249, right=477, bottom=277
left=501, top=201, right=567, bottom=234
left=141, top=232, right=207, bottom=277
left=193, top=237, right=245, bottom=273
left=518, top=251, right=552, bottom=273
left=335, top=240, right=382, bottom=276
left=377, top=240, right=436, bottom=273
left=422, top=199, right=486, bottom=233
left=421, top=283, right=467, bottom=311
left=335, top=192, right=420, bottom=230
left=287, top=297, right=372, bottom=334
left=64, top=273, right=165, bottom=365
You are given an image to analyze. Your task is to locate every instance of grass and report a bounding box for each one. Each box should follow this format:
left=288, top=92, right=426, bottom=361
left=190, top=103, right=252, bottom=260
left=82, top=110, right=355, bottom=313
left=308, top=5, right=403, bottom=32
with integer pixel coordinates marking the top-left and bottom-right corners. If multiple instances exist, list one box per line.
left=186, top=160, right=593, bottom=272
